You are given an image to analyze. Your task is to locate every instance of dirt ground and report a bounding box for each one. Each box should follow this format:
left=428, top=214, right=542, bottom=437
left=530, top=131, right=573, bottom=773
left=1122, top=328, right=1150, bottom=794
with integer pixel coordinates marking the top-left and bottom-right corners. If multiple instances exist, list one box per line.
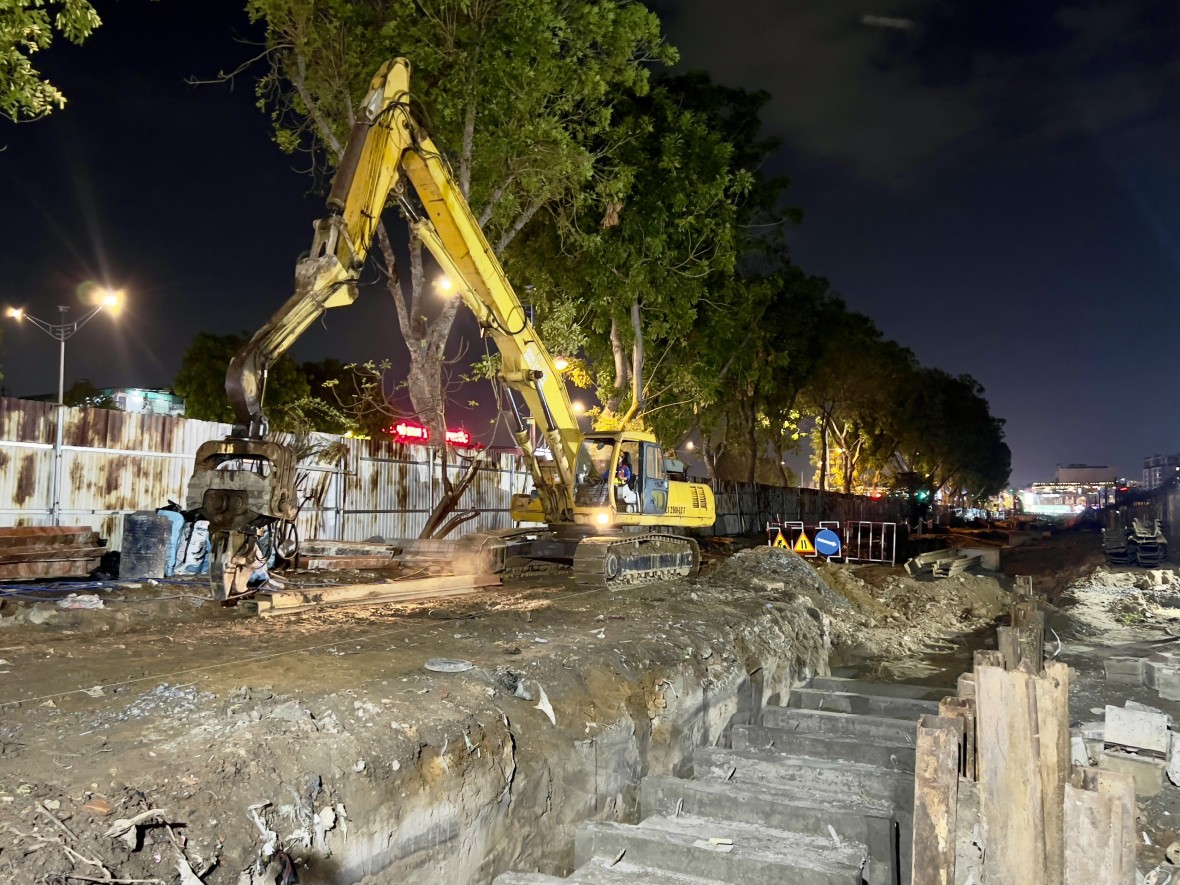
left=0, top=528, right=1118, bottom=883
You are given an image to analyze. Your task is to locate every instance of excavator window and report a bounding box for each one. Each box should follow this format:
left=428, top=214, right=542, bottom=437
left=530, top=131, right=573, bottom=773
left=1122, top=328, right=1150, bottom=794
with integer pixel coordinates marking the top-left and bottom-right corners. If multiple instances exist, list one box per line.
left=573, top=438, right=617, bottom=508
left=575, top=439, right=615, bottom=486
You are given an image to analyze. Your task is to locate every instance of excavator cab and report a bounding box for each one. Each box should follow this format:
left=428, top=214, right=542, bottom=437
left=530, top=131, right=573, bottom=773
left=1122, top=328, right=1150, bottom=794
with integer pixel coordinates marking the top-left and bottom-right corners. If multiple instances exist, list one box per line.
left=570, top=435, right=670, bottom=518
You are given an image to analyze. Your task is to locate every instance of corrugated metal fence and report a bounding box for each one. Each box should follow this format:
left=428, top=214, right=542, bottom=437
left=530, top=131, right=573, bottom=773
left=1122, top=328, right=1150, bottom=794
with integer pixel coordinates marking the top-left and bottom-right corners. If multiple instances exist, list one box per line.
left=0, top=397, right=898, bottom=549
left=711, top=480, right=903, bottom=535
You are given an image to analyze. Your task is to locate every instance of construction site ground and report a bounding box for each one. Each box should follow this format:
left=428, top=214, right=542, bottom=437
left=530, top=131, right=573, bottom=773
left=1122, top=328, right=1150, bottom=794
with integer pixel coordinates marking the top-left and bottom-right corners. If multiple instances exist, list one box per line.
left=3, top=526, right=1173, bottom=884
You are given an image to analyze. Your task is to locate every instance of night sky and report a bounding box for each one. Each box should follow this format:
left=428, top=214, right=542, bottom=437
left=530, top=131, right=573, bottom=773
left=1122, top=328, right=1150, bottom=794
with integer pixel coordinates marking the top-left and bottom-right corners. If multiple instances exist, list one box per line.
left=3, top=0, right=1179, bottom=486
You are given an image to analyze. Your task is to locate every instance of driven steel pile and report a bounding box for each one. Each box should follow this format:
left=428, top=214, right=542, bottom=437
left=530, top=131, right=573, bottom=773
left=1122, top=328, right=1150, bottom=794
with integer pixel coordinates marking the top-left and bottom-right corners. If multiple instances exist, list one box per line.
left=1103, top=517, right=1168, bottom=567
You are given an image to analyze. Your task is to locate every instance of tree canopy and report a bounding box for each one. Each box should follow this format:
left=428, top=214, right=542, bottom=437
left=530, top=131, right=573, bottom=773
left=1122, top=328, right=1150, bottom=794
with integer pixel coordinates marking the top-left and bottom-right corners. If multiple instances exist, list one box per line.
left=244, top=0, right=671, bottom=439
left=230, top=2, right=1010, bottom=501
left=1, top=0, right=101, bottom=121
left=173, top=332, right=313, bottom=430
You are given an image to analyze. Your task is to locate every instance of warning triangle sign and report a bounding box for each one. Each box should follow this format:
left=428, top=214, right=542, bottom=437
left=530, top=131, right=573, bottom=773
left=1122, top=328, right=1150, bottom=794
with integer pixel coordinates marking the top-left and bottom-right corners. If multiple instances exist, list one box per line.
left=773, top=530, right=789, bottom=549
left=793, top=531, right=815, bottom=554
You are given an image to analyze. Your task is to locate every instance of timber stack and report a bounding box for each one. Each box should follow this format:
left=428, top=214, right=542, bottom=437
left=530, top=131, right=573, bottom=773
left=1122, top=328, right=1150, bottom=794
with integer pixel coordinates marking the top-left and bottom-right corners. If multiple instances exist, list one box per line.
left=911, top=597, right=1137, bottom=884
left=0, top=526, right=105, bottom=580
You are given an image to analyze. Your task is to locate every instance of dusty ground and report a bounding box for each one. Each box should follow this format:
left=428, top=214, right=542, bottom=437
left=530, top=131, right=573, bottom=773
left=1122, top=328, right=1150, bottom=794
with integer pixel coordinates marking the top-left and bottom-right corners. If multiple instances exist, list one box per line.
left=0, top=532, right=1090, bottom=884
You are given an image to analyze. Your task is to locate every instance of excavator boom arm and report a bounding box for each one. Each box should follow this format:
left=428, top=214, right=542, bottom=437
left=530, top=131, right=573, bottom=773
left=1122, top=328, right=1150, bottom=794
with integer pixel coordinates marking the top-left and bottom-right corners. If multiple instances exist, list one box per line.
left=223, top=58, right=579, bottom=513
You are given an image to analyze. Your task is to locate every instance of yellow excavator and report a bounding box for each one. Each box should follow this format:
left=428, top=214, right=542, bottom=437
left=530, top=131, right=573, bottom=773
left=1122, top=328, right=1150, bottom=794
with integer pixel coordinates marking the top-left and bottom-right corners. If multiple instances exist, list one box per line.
left=187, top=58, right=715, bottom=599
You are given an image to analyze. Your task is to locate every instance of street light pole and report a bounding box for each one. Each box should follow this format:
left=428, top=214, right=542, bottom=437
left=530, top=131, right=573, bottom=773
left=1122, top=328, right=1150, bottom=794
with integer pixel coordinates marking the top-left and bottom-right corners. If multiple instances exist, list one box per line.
left=5, top=292, right=123, bottom=523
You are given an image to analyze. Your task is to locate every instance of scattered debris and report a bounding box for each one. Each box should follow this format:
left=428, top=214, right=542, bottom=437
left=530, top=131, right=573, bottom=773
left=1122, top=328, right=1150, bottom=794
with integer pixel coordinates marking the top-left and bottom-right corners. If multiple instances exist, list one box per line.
left=534, top=684, right=556, bottom=726
left=424, top=658, right=474, bottom=673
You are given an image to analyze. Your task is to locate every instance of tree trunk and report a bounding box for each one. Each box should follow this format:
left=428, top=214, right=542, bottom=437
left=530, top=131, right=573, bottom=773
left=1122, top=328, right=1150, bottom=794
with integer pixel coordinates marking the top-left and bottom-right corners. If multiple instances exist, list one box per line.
left=745, top=400, right=757, bottom=485
left=820, top=419, right=830, bottom=492
left=606, top=316, right=630, bottom=415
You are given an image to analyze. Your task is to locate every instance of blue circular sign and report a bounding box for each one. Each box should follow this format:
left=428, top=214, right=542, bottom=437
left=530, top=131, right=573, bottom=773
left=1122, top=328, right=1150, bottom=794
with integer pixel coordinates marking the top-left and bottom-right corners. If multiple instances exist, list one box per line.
left=815, top=529, right=841, bottom=557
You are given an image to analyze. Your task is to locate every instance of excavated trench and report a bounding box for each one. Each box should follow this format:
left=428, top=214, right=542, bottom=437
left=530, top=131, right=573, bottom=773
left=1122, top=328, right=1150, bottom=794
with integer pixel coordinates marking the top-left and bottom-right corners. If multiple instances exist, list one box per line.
left=0, top=561, right=835, bottom=885
left=299, top=605, right=828, bottom=884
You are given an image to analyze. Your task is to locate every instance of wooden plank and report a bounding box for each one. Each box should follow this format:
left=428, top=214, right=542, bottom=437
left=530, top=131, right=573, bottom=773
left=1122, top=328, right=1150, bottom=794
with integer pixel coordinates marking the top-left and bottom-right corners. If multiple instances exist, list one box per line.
left=911, top=714, right=962, bottom=885
left=0, top=526, right=95, bottom=541
left=253, top=583, right=488, bottom=617
left=0, top=559, right=101, bottom=579
left=0, top=533, right=102, bottom=554
left=976, top=664, right=1047, bottom=885
left=1017, top=625, right=1046, bottom=675
left=939, top=696, right=976, bottom=780
left=295, top=554, right=398, bottom=570
left=1078, top=768, right=1136, bottom=884
left=1036, top=661, right=1070, bottom=885
left=252, top=574, right=501, bottom=615
left=0, top=546, right=107, bottom=565
left=1063, top=781, right=1120, bottom=885
left=997, top=625, right=1018, bottom=670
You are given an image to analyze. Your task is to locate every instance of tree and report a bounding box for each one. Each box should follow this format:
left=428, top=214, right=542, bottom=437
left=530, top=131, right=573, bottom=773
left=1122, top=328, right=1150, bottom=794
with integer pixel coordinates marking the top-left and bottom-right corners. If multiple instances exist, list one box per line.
left=63, top=378, right=113, bottom=409
left=1, top=0, right=102, bottom=121
left=244, top=0, right=671, bottom=440
left=509, top=71, right=793, bottom=441
left=885, top=369, right=1011, bottom=501
left=174, top=331, right=312, bottom=428
left=798, top=313, right=916, bottom=493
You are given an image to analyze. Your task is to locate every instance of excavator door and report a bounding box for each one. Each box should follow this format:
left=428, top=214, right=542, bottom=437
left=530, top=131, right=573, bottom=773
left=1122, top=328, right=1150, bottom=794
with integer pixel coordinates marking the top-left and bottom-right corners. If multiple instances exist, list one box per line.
left=639, top=442, right=669, bottom=516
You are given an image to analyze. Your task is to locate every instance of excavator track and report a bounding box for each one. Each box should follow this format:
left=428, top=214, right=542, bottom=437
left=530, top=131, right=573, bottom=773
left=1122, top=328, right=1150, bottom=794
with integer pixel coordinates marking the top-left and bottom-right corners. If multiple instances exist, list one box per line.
left=571, top=533, right=700, bottom=587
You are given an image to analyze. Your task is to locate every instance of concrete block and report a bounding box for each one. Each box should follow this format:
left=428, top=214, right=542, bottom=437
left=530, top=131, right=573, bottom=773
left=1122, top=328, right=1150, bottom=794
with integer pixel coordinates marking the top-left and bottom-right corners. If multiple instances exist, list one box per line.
left=806, top=677, right=954, bottom=701
left=1167, top=735, right=1180, bottom=787
left=1104, top=704, right=1169, bottom=755
left=1098, top=750, right=1166, bottom=797
left=734, top=724, right=916, bottom=771
left=1103, top=656, right=1144, bottom=685
left=493, top=874, right=569, bottom=885
left=957, top=546, right=1001, bottom=570
left=640, top=776, right=896, bottom=885
left=567, top=855, right=741, bottom=884
left=762, top=706, right=918, bottom=744
left=574, top=816, right=865, bottom=885
left=1007, top=532, right=1033, bottom=547
left=1159, top=669, right=1180, bottom=701
left=1146, top=660, right=1176, bottom=690
left=787, top=687, right=939, bottom=721
left=692, top=747, right=914, bottom=811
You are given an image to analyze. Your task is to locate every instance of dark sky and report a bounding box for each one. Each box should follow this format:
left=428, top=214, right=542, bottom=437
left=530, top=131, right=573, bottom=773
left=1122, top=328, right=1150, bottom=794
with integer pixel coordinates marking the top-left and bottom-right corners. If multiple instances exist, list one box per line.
left=3, top=0, right=1180, bottom=486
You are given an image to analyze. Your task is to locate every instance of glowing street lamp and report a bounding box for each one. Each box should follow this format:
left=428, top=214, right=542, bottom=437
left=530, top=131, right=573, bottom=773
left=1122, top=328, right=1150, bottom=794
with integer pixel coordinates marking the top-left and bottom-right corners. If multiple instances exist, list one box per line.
left=433, top=275, right=455, bottom=295
left=553, top=355, right=570, bottom=372
left=5, top=287, right=125, bottom=404
left=4, top=287, right=126, bottom=522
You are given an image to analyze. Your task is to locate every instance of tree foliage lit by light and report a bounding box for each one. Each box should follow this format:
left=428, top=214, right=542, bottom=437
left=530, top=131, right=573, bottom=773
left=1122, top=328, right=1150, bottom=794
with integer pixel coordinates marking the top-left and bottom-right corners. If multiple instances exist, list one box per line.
left=0, top=0, right=101, bottom=121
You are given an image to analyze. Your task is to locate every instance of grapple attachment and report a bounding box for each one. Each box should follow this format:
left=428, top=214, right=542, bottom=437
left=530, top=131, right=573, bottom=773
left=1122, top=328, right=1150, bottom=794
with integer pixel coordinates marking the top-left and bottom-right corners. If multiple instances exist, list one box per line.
left=186, top=437, right=299, bottom=600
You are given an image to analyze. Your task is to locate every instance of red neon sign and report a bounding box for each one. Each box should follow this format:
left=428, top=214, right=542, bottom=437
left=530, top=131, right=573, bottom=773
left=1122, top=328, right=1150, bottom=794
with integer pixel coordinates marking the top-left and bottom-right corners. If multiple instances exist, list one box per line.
left=388, top=421, right=430, bottom=443
left=445, top=429, right=472, bottom=447
left=386, top=422, right=480, bottom=448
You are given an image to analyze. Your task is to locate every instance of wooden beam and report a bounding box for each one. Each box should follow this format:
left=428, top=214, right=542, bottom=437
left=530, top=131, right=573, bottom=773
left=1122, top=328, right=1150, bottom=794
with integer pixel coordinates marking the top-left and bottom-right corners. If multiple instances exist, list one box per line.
left=1065, top=765, right=1135, bottom=885
left=251, top=574, right=501, bottom=616
left=912, top=714, right=963, bottom=885
left=976, top=664, right=1048, bottom=885
left=939, top=696, right=976, bottom=781
left=1036, top=661, right=1070, bottom=885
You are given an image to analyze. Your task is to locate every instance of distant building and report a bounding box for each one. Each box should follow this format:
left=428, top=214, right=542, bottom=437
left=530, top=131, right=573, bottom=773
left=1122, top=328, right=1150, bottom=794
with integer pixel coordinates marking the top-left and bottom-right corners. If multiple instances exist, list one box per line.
left=1143, top=454, right=1180, bottom=490
left=101, top=388, right=185, bottom=417
left=1021, top=482, right=1114, bottom=514
left=1056, top=464, right=1114, bottom=484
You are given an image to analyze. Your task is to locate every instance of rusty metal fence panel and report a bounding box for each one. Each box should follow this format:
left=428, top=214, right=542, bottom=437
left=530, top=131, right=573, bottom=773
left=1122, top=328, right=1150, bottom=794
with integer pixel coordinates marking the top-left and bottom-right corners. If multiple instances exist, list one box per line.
left=712, top=480, right=903, bottom=535
left=0, top=397, right=903, bottom=553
